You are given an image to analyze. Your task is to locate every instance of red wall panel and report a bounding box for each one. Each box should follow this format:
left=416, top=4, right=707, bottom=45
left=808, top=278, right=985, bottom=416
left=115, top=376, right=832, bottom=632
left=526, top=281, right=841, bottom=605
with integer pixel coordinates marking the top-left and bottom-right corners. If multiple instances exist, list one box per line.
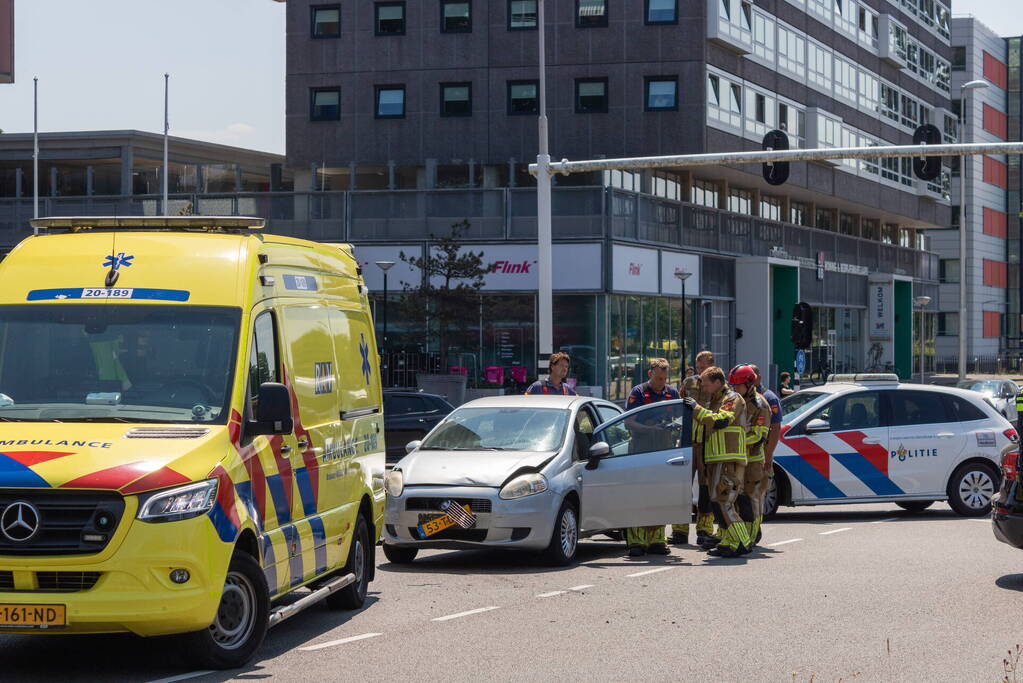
left=983, top=104, right=1008, bottom=139
left=984, top=311, right=1002, bottom=338
left=983, top=207, right=1008, bottom=238
left=984, top=51, right=1008, bottom=90
left=983, top=156, right=1008, bottom=189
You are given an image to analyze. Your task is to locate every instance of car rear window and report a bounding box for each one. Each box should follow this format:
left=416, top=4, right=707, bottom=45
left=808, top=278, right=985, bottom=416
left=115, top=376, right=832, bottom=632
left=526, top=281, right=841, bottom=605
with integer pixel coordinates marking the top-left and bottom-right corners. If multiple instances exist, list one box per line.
left=944, top=395, right=988, bottom=422
left=385, top=395, right=427, bottom=415
left=888, top=391, right=950, bottom=426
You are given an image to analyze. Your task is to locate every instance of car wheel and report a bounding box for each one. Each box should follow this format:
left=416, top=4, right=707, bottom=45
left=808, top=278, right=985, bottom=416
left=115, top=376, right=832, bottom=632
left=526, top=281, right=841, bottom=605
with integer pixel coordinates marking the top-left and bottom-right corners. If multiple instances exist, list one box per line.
left=763, top=470, right=781, bottom=519
left=382, top=543, right=419, bottom=564
left=896, top=500, right=934, bottom=512
left=543, top=499, right=579, bottom=566
left=947, top=462, right=998, bottom=517
left=327, top=514, right=371, bottom=610
left=185, top=550, right=269, bottom=670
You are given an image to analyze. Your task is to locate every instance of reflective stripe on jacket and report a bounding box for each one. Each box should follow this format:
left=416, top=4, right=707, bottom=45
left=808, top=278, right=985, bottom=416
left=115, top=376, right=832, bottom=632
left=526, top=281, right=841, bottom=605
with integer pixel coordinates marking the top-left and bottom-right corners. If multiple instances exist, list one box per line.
left=694, top=389, right=747, bottom=464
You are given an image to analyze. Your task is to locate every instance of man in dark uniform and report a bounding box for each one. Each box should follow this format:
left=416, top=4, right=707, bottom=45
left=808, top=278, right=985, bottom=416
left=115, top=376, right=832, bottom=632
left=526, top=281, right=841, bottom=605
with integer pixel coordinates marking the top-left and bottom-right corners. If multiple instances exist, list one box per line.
left=623, top=358, right=680, bottom=557
left=525, top=352, right=577, bottom=396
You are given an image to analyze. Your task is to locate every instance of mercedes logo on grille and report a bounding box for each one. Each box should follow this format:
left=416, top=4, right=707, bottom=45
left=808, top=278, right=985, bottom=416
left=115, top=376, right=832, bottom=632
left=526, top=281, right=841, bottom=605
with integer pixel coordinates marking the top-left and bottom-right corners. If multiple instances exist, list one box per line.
left=1, top=501, right=40, bottom=543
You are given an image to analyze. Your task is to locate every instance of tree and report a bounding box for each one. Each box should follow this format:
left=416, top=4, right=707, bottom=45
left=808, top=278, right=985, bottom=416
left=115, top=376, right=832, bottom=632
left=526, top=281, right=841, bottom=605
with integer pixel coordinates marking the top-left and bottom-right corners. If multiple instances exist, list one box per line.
left=399, top=220, right=491, bottom=371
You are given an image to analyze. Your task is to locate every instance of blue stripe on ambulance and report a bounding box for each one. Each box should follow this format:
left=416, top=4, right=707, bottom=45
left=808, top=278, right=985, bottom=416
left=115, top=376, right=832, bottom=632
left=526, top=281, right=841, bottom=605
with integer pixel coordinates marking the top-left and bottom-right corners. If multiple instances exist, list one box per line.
left=265, top=473, right=291, bottom=525
left=294, top=466, right=318, bottom=517
left=282, top=524, right=304, bottom=587
left=0, top=454, right=51, bottom=488
left=308, top=515, right=328, bottom=574
left=260, top=534, right=278, bottom=594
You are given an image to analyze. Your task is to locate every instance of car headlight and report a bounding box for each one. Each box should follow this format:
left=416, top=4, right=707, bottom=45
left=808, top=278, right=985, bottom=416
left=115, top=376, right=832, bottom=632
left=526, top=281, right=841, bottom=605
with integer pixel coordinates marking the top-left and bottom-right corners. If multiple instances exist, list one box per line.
left=137, top=479, right=219, bottom=522
left=499, top=473, right=549, bottom=500
left=385, top=469, right=404, bottom=498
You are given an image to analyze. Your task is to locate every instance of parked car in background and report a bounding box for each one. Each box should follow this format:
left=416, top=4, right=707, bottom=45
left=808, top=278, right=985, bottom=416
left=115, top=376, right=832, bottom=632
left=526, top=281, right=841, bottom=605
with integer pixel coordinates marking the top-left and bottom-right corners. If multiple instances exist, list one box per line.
left=955, top=379, right=1019, bottom=421
left=383, top=391, right=454, bottom=466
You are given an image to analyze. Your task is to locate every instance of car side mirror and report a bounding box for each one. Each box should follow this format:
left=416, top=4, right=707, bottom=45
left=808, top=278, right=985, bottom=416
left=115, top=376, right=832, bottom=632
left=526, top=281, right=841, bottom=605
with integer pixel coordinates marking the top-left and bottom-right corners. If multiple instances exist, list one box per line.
left=406, top=440, right=422, bottom=454
left=248, top=382, right=293, bottom=436
left=586, top=441, right=609, bottom=470
left=805, top=418, right=830, bottom=434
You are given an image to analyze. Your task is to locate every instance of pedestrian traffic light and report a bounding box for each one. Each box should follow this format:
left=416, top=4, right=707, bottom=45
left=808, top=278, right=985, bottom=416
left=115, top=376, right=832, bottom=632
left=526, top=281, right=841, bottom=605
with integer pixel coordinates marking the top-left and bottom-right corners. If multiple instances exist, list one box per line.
left=912, top=123, right=942, bottom=182
left=762, top=130, right=790, bottom=186
left=790, top=302, right=813, bottom=349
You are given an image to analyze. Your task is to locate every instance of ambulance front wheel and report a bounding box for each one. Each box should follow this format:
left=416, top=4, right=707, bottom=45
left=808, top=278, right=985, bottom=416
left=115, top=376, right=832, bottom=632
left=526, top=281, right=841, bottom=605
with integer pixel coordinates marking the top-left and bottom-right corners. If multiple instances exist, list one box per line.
left=186, top=549, right=270, bottom=670
left=382, top=543, right=419, bottom=564
left=327, top=514, right=371, bottom=610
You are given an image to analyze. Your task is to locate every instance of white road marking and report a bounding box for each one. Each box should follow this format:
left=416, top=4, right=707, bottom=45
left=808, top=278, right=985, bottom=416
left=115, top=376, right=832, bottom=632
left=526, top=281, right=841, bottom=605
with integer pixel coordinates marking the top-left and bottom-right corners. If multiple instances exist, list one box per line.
left=871, top=517, right=900, bottom=524
left=626, top=567, right=675, bottom=578
left=768, top=538, right=803, bottom=547
left=568, top=584, right=594, bottom=591
left=299, top=632, right=383, bottom=652
left=536, top=590, right=566, bottom=598
left=146, top=672, right=214, bottom=683
left=968, top=518, right=991, bottom=523
left=432, top=606, right=500, bottom=622
left=819, top=527, right=852, bottom=535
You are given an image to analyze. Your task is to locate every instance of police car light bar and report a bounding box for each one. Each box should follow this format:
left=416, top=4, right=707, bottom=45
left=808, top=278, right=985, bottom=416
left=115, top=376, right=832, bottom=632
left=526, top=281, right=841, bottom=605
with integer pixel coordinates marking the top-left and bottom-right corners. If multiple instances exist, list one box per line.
left=29, top=216, right=266, bottom=232
left=827, top=373, right=900, bottom=384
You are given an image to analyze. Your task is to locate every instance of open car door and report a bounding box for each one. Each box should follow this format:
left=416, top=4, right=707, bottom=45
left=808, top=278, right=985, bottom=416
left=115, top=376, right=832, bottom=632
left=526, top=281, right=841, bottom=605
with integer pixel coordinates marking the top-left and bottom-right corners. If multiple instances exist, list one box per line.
left=579, top=400, right=693, bottom=531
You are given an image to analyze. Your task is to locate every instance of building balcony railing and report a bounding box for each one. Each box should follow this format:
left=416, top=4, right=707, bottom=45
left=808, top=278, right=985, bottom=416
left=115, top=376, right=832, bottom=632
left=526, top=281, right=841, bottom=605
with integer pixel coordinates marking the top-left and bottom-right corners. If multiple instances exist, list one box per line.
left=0, top=186, right=939, bottom=281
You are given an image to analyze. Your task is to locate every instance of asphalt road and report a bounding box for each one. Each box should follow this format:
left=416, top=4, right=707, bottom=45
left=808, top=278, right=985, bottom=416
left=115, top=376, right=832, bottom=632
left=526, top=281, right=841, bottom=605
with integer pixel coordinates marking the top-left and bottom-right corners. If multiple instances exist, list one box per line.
left=4, top=502, right=1023, bottom=682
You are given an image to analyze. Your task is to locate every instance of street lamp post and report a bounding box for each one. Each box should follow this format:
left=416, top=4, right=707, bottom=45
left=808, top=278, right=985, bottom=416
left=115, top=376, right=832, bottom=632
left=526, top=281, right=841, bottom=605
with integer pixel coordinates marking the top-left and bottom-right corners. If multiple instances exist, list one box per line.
left=674, top=269, right=692, bottom=373
left=913, top=295, right=932, bottom=385
left=375, top=260, right=395, bottom=387
left=958, top=78, right=990, bottom=380
left=534, top=0, right=554, bottom=381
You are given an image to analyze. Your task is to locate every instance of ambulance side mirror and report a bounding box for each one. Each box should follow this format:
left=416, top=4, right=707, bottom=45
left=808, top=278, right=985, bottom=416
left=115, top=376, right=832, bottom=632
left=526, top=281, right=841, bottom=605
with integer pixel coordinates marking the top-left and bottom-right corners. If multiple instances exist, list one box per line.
left=249, top=382, right=294, bottom=436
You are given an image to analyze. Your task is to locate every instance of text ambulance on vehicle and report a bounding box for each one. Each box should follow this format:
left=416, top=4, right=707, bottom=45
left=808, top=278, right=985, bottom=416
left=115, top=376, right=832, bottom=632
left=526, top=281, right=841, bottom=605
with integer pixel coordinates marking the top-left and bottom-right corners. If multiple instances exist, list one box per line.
left=767, top=374, right=1017, bottom=518
left=0, top=216, right=384, bottom=669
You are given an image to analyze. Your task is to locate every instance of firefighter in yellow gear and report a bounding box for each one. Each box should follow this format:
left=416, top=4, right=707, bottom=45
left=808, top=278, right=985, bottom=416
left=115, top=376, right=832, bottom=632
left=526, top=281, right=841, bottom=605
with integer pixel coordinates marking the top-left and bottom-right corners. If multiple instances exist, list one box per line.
left=730, top=365, right=771, bottom=555
left=683, top=365, right=748, bottom=558
left=671, top=351, right=716, bottom=545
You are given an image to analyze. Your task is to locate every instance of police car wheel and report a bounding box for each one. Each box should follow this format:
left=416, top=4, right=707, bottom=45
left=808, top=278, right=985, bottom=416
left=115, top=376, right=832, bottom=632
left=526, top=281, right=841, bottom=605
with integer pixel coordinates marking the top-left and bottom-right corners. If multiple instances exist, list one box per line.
left=947, top=462, right=998, bottom=517
left=382, top=543, right=419, bottom=564
left=543, top=500, right=579, bottom=566
left=186, top=550, right=269, bottom=670
left=327, top=514, right=371, bottom=610
left=896, top=501, right=934, bottom=512
left=762, top=473, right=781, bottom=519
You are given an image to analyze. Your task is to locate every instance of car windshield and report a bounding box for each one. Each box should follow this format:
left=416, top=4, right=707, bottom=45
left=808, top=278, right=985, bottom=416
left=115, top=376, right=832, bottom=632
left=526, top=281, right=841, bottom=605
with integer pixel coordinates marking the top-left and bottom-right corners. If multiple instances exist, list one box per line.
left=419, top=407, right=568, bottom=452
left=0, top=304, right=240, bottom=423
left=781, top=391, right=830, bottom=423
left=956, top=380, right=1002, bottom=396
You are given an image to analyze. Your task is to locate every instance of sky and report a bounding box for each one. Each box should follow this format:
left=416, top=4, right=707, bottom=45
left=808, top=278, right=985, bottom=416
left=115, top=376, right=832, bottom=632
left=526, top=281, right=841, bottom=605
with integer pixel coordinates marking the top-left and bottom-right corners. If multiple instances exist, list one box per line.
left=0, top=1, right=1020, bottom=157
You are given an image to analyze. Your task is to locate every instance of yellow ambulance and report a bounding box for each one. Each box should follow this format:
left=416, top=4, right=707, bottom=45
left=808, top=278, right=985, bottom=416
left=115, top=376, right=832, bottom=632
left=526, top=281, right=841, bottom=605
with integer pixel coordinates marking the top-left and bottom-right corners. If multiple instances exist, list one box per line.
left=0, top=216, right=384, bottom=668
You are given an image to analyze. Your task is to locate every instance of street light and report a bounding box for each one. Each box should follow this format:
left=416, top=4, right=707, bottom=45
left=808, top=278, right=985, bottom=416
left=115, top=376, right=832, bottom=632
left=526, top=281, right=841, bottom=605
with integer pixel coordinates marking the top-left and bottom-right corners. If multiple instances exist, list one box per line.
left=958, top=78, right=990, bottom=380
left=375, top=260, right=395, bottom=386
left=674, top=269, right=692, bottom=374
left=913, top=295, right=931, bottom=385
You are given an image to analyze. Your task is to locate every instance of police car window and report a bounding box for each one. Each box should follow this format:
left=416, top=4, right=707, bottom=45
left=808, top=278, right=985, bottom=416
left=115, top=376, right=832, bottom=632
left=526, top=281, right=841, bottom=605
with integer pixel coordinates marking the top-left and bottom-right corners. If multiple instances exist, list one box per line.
left=944, top=395, right=986, bottom=422
left=248, top=312, right=279, bottom=413
left=807, top=392, right=880, bottom=431
left=596, top=403, right=688, bottom=458
left=889, top=391, right=949, bottom=426
left=781, top=391, right=828, bottom=423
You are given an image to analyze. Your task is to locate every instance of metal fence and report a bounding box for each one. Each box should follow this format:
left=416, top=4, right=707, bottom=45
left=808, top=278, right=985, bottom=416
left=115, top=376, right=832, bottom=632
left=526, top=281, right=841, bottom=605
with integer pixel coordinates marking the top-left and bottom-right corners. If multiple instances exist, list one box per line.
left=0, top=187, right=940, bottom=281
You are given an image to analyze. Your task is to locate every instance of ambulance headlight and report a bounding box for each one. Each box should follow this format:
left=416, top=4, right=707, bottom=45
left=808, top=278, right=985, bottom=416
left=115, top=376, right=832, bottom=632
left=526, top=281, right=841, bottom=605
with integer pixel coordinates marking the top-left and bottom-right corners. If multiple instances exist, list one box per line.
left=499, top=473, right=548, bottom=500
left=137, top=479, right=219, bottom=522
left=385, top=469, right=404, bottom=498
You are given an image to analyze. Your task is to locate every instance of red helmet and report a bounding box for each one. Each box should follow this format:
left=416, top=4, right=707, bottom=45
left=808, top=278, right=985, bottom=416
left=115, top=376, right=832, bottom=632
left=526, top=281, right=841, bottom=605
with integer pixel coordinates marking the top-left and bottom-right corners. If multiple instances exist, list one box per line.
left=728, top=364, right=757, bottom=387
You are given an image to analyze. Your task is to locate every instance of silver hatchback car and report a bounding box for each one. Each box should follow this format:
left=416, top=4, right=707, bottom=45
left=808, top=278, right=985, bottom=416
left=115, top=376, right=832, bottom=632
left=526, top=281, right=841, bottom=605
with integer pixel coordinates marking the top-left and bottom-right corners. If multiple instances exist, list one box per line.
left=382, top=395, right=694, bottom=565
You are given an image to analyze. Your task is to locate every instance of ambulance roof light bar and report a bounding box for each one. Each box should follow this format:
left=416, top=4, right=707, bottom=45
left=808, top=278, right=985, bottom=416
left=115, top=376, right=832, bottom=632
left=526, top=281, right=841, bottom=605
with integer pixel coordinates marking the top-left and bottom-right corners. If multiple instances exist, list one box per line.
left=29, top=216, right=266, bottom=232
left=827, top=373, right=900, bottom=384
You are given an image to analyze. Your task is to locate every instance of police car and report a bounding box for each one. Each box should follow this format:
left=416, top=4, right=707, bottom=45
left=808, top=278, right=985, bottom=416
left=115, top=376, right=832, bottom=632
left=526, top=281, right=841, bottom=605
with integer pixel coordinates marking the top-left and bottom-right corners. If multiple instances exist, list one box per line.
left=766, top=374, right=1018, bottom=518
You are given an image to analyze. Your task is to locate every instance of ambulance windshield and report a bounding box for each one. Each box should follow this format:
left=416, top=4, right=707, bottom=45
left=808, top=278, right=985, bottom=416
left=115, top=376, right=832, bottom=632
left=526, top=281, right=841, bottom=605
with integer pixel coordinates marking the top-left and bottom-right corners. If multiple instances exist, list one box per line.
left=0, top=304, right=240, bottom=423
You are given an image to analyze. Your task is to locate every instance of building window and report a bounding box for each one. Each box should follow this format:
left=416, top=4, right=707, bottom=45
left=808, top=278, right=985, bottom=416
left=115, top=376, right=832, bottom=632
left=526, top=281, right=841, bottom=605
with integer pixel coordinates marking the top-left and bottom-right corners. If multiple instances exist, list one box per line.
left=807, top=40, right=832, bottom=92
left=691, top=179, right=719, bottom=208
left=815, top=208, right=834, bottom=231
left=645, top=77, right=677, bottom=111
left=751, top=9, right=775, bottom=62
left=937, top=312, right=959, bottom=336
left=939, top=259, right=960, bottom=284
left=951, top=46, right=966, bottom=71
left=375, top=2, right=405, bottom=35
left=508, top=0, right=537, bottom=29
left=310, top=88, right=340, bottom=121
left=440, top=82, right=471, bottom=116
left=646, top=0, right=677, bottom=24
left=790, top=201, right=809, bottom=226
left=778, top=24, right=806, bottom=78
left=311, top=5, right=341, bottom=38
left=576, top=0, right=607, bottom=28
left=508, top=80, right=539, bottom=115
left=728, top=188, right=753, bottom=215
left=575, top=78, right=608, bottom=113
left=441, top=0, right=471, bottom=32
left=880, top=83, right=899, bottom=124
left=861, top=218, right=879, bottom=240
left=375, top=85, right=406, bottom=118
left=760, top=196, right=781, bottom=221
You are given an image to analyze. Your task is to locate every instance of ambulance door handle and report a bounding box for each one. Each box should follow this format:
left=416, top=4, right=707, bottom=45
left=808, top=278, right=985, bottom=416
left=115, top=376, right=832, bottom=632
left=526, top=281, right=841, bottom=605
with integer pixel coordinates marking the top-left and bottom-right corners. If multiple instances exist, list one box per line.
left=280, top=445, right=292, bottom=454
left=666, top=456, right=688, bottom=466
left=297, top=439, right=308, bottom=448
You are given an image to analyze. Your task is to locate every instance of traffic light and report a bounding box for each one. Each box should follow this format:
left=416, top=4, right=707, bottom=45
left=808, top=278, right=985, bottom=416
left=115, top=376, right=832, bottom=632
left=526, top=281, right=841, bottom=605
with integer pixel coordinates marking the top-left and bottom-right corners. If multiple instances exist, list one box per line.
left=912, top=123, right=942, bottom=182
left=790, top=302, right=813, bottom=349
left=762, top=130, right=790, bottom=186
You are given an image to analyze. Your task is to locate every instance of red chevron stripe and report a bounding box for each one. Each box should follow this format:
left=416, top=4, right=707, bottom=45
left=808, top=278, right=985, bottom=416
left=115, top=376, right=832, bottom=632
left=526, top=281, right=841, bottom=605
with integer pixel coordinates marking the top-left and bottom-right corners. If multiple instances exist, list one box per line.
left=0, top=451, right=74, bottom=466
left=212, top=465, right=241, bottom=530
left=242, top=451, right=268, bottom=524
left=835, top=431, right=889, bottom=476
left=120, top=466, right=190, bottom=494
left=61, top=461, right=154, bottom=489
left=781, top=436, right=830, bottom=480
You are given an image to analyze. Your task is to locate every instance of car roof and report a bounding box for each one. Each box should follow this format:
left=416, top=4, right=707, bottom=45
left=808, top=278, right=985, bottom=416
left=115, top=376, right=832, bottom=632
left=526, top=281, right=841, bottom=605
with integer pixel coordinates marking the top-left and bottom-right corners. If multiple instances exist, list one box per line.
left=383, top=390, right=444, bottom=398
left=456, top=394, right=598, bottom=409
left=794, top=382, right=993, bottom=403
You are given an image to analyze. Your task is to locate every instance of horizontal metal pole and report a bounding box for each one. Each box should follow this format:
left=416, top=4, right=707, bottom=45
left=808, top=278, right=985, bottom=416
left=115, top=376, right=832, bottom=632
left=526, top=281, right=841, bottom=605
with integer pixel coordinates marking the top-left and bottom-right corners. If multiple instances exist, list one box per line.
left=528, top=141, right=1023, bottom=176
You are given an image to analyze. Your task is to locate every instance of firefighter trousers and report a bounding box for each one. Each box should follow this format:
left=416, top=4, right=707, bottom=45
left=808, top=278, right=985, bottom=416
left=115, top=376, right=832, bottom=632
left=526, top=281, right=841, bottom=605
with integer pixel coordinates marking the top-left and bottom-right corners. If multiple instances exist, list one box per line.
left=743, top=460, right=769, bottom=545
left=626, top=525, right=666, bottom=548
left=707, top=460, right=749, bottom=550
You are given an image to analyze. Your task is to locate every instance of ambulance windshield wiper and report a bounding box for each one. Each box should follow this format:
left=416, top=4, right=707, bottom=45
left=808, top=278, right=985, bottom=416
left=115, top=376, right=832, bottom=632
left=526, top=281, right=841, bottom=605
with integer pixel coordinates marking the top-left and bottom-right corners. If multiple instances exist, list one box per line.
left=70, top=417, right=176, bottom=423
